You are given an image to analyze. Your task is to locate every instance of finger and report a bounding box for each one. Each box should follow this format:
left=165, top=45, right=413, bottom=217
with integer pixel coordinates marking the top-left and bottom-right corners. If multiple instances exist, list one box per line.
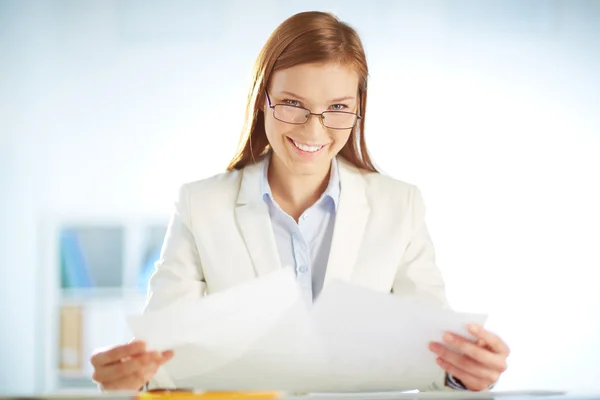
left=93, top=351, right=156, bottom=383
left=91, top=341, right=146, bottom=367
left=443, top=333, right=508, bottom=373
left=147, top=349, right=173, bottom=366
left=429, top=342, right=499, bottom=382
left=142, top=361, right=162, bottom=383
left=159, top=350, right=174, bottom=365
left=126, top=360, right=161, bottom=389
left=478, top=339, right=496, bottom=354
left=134, top=352, right=173, bottom=388
left=436, top=357, right=492, bottom=392
left=102, top=370, right=149, bottom=392
left=469, top=325, right=510, bottom=356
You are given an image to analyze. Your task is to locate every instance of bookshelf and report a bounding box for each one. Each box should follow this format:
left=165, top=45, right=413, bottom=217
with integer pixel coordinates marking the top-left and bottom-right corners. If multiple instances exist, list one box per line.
left=37, top=214, right=169, bottom=392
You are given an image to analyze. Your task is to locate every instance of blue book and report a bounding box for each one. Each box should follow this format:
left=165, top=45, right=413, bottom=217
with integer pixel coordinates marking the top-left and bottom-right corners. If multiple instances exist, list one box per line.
left=60, top=229, right=93, bottom=288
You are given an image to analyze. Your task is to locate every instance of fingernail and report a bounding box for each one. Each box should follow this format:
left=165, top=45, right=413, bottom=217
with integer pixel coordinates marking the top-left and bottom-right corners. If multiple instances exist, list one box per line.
left=443, top=333, right=454, bottom=343
left=469, top=324, right=481, bottom=334
left=436, top=357, right=444, bottom=366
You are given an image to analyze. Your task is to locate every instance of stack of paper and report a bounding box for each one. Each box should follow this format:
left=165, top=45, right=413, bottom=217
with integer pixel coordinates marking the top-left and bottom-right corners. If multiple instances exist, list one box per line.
left=128, top=269, right=487, bottom=392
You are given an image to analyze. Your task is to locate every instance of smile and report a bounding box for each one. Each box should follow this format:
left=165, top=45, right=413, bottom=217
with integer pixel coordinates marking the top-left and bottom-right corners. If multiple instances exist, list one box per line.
left=288, top=137, right=326, bottom=153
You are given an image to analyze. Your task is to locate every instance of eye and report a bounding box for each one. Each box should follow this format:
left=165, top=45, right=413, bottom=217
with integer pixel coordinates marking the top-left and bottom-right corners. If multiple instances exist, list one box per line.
left=282, top=99, right=302, bottom=107
left=330, top=103, right=349, bottom=111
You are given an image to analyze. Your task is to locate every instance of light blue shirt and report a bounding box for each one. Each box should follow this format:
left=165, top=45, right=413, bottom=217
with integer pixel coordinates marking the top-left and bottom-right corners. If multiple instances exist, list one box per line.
left=260, top=155, right=340, bottom=305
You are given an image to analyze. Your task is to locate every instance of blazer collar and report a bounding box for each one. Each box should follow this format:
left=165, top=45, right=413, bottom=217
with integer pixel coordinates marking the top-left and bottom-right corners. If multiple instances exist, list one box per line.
left=236, top=156, right=266, bottom=206
left=323, top=156, right=370, bottom=285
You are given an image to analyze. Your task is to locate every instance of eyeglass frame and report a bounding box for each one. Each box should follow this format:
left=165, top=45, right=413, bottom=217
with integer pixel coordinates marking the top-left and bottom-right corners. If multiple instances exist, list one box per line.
left=264, top=90, right=363, bottom=130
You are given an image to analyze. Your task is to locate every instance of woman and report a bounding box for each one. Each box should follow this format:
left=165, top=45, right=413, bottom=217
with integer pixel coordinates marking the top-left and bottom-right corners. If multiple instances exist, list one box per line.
left=91, top=11, right=509, bottom=392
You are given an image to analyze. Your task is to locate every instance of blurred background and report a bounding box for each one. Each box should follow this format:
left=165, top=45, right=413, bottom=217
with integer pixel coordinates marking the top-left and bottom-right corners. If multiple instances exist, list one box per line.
left=1, top=0, right=599, bottom=395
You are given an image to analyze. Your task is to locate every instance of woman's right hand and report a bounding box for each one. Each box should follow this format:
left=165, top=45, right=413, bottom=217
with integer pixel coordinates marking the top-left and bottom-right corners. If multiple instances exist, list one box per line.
left=91, top=340, right=174, bottom=391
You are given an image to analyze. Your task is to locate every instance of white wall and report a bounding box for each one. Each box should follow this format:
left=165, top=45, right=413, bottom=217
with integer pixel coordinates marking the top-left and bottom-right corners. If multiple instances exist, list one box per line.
left=1, top=0, right=599, bottom=394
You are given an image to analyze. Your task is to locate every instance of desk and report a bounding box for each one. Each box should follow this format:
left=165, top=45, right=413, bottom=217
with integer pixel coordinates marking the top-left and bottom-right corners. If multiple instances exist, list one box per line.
left=0, top=391, right=594, bottom=400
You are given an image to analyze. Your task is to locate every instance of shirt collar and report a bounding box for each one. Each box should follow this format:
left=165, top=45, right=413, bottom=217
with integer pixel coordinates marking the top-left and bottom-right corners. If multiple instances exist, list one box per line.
left=260, top=152, right=341, bottom=210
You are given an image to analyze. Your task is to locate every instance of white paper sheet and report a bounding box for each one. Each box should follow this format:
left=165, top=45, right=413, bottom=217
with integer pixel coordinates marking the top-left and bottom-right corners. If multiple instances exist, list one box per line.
left=307, top=281, right=487, bottom=392
left=128, top=267, right=308, bottom=378
left=127, top=269, right=488, bottom=392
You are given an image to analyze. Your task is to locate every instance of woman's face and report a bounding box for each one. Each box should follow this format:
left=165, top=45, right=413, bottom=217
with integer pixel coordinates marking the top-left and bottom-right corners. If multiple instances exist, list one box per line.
left=264, top=62, right=360, bottom=178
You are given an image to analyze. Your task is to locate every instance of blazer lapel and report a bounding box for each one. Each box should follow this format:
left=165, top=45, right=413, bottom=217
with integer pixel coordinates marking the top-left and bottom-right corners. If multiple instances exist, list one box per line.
left=235, top=159, right=282, bottom=277
left=324, top=157, right=370, bottom=285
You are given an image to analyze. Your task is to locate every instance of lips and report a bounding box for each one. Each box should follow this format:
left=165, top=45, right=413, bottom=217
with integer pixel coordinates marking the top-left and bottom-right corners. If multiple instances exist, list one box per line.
left=287, top=137, right=326, bottom=153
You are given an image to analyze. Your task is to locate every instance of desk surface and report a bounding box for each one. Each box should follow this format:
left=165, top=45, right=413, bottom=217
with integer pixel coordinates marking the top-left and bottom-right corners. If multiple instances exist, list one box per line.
left=0, top=390, right=597, bottom=400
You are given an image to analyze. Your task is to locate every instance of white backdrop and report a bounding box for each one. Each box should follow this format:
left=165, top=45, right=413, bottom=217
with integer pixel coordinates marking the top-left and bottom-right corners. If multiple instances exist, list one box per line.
left=1, top=0, right=599, bottom=394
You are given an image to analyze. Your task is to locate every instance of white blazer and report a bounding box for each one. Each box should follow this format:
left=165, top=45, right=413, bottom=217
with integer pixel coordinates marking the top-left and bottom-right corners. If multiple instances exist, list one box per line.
left=145, top=156, right=454, bottom=391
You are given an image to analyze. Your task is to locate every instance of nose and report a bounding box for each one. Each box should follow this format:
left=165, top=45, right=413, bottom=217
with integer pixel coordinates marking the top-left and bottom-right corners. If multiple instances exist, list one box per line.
left=303, top=113, right=327, bottom=139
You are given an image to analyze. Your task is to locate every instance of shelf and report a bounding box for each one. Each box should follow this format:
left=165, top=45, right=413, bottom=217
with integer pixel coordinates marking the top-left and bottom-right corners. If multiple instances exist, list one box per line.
left=40, top=215, right=169, bottom=393
left=59, top=225, right=125, bottom=289
left=60, top=287, right=147, bottom=305
left=57, top=372, right=98, bottom=390
left=58, top=370, right=90, bottom=379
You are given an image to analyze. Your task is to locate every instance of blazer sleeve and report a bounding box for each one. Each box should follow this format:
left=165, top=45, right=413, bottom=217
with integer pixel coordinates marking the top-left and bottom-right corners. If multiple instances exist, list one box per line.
left=391, top=186, right=461, bottom=392
left=142, top=184, right=206, bottom=390
left=392, top=186, right=449, bottom=310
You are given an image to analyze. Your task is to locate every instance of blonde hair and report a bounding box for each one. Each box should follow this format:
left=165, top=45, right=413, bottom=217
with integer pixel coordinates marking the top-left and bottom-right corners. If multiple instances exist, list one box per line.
left=226, top=11, right=377, bottom=172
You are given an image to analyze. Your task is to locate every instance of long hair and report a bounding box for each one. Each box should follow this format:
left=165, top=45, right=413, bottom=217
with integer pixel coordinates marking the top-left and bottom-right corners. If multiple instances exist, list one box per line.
left=226, top=11, right=377, bottom=173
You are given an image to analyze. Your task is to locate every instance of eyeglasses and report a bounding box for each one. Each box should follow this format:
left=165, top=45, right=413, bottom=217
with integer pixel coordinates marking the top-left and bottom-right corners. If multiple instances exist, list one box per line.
left=265, top=91, right=362, bottom=130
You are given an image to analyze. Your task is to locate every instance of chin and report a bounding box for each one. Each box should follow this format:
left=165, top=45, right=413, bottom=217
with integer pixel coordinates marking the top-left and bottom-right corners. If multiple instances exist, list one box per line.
left=287, top=156, right=331, bottom=175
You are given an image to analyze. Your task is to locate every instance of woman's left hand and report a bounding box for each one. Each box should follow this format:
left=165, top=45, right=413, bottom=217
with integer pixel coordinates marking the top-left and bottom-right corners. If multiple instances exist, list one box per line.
left=429, top=324, right=510, bottom=391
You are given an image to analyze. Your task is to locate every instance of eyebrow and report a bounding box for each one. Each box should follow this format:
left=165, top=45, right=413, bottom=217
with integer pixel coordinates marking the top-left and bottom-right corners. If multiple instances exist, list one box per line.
left=278, top=90, right=356, bottom=103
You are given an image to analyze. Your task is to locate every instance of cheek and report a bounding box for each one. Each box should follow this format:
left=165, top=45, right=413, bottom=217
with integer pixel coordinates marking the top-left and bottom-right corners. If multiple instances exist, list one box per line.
left=330, top=130, right=352, bottom=152
left=264, top=116, right=282, bottom=143
left=265, top=118, right=296, bottom=143
left=264, top=119, right=275, bottom=144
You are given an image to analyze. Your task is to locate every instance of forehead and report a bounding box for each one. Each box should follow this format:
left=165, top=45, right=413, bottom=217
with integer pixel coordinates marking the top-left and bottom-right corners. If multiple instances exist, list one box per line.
left=269, top=63, right=359, bottom=101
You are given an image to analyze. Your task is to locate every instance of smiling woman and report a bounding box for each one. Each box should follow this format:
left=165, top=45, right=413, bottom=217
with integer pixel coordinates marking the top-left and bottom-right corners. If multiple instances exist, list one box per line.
left=227, top=11, right=375, bottom=175
left=90, top=11, right=509, bottom=393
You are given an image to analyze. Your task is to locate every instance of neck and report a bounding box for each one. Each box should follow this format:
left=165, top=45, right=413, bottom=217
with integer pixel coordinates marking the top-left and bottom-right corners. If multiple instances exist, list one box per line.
left=268, top=156, right=331, bottom=218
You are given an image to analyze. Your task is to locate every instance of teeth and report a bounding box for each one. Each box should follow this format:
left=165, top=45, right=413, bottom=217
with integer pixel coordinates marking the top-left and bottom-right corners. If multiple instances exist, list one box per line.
left=292, top=140, right=323, bottom=152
